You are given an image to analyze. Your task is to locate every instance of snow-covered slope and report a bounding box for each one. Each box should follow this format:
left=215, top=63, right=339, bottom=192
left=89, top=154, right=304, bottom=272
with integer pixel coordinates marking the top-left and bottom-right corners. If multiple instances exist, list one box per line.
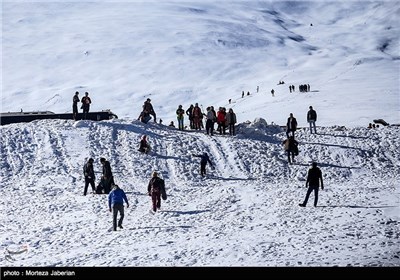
left=1, top=119, right=399, bottom=266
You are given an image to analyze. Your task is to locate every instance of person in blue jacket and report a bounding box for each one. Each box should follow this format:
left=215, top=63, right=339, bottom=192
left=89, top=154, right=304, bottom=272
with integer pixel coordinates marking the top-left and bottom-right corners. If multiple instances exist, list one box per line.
left=108, top=184, right=129, bottom=231
left=193, top=152, right=213, bottom=177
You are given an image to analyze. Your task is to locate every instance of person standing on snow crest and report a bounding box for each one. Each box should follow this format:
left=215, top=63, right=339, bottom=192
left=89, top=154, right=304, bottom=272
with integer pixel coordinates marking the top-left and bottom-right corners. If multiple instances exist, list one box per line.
left=186, top=104, right=194, bottom=129
left=193, top=152, right=213, bottom=177
left=192, top=103, right=203, bottom=130
left=176, top=105, right=185, bottom=130
left=299, top=162, right=324, bottom=207
left=108, top=184, right=129, bottom=231
left=147, top=171, right=166, bottom=213
left=83, top=158, right=96, bottom=195
left=143, top=98, right=156, bottom=122
left=226, top=108, right=237, bottom=136
left=72, top=91, right=80, bottom=121
left=205, top=106, right=215, bottom=136
left=307, top=106, right=317, bottom=134
left=81, top=92, right=92, bottom=120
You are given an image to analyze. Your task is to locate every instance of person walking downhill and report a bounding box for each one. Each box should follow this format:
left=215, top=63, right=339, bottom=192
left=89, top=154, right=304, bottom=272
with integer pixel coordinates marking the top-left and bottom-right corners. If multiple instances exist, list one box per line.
left=147, top=171, right=166, bottom=213
left=307, top=106, right=317, bottom=134
left=176, top=105, right=185, bottom=130
left=83, top=158, right=96, bottom=195
left=72, top=91, right=80, bottom=121
left=299, top=162, right=324, bottom=207
left=108, top=184, right=129, bottom=231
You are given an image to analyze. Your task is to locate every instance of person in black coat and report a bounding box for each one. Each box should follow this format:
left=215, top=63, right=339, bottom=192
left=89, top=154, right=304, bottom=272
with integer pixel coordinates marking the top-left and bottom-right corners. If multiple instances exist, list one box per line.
left=100, top=157, right=114, bottom=194
left=193, top=152, right=213, bottom=177
left=186, top=104, right=194, bottom=129
left=72, top=91, right=80, bottom=120
left=83, top=158, right=95, bottom=195
left=81, top=92, right=92, bottom=119
left=299, top=162, right=324, bottom=207
left=286, top=113, right=298, bottom=138
left=307, top=106, right=317, bottom=134
left=143, top=98, right=156, bottom=122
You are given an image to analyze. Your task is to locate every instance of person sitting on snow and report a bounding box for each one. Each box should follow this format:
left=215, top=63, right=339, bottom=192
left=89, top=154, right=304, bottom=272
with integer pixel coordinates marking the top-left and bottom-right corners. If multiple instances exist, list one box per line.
left=138, top=135, right=151, bottom=154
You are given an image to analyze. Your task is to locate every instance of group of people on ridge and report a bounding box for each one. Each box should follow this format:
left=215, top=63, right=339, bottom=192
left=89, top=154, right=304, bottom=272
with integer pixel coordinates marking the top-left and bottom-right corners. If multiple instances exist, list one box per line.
left=72, top=91, right=92, bottom=120
left=174, top=103, right=238, bottom=136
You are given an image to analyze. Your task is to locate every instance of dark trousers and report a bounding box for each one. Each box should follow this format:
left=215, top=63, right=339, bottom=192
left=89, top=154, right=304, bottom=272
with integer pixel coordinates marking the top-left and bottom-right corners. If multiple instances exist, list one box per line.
left=286, top=129, right=295, bottom=139
left=151, top=190, right=161, bottom=212
left=84, top=177, right=95, bottom=195
left=102, top=176, right=114, bottom=194
left=206, top=120, right=214, bottom=135
left=151, top=112, right=157, bottom=122
left=302, top=186, right=319, bottom=206
left=218, top=123, right=226, bottom=134
left=73, top=105, right=78, bottom=120
left=112, top=203, right=124, bottom=230
left=200, top=163, right=207, bottom=176
left=287, top=150, right=295, bottom=164
left=189, top=117, right=194, bottom=129
left=228, top=124, right=235, bottom=135
left=82, top=105, right=90, bottom=119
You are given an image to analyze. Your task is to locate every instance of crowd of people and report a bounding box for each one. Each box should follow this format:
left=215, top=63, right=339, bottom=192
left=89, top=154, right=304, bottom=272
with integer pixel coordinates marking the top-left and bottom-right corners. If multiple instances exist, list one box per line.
left=77, top=86, right=328, bottom=229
